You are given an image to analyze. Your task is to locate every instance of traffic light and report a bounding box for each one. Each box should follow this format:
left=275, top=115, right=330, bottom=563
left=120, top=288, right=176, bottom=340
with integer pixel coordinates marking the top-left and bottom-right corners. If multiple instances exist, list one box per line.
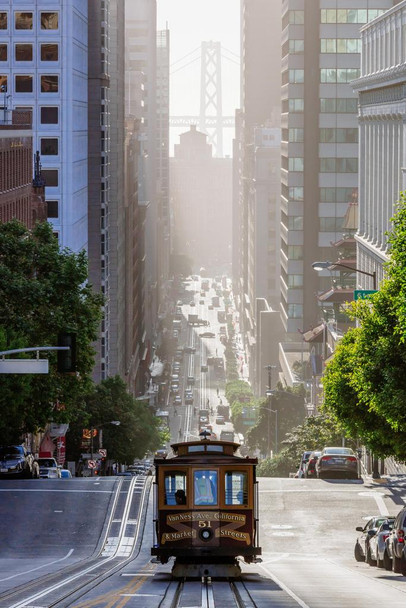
left=57, top=332, right=77, bottom=373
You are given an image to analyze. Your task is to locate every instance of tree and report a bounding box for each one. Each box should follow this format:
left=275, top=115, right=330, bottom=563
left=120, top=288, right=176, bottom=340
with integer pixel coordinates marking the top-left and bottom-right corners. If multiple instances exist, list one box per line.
left=66, top=376, right=164, bottom=465
left=322, top=196, right=406, bottom=460
left=0, top=220, right=103, bottom=443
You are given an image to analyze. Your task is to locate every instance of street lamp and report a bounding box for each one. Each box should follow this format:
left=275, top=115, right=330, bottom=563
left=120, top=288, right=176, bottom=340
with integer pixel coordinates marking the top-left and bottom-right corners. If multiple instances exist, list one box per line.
left=90, top=421, right=121, bottom=476
left=264, top=403, right=278, bottom=457
left=312, top=261, right=377, bottom=290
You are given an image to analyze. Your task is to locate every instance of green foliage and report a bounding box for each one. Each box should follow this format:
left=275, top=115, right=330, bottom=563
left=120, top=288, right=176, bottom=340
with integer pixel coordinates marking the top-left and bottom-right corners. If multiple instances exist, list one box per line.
left=246, top=390, right=306, bottom=455
left=66, top=376, right=163, bottom=464
left=0, top=220, right=103, bottom=442
left=256, top=414, right=350, bottom=477
left=322, top=196, right=406, bottom=460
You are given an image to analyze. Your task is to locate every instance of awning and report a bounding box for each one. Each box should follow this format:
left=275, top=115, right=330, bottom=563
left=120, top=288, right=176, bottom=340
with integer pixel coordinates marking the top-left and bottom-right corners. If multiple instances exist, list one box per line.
left=317, top=287, right=354, bottom=303
left=303, top=323, right=325, bottom=343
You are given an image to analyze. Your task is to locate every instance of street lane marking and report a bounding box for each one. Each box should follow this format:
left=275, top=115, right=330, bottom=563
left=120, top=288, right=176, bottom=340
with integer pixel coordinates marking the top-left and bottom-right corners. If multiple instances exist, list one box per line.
left=0, top=549, right=74, bottom=582
left=259, top=563, right=311, bottom=608
left=358, top=491, right=389, bottom=516
left=0, top=489, right=114, bottom=493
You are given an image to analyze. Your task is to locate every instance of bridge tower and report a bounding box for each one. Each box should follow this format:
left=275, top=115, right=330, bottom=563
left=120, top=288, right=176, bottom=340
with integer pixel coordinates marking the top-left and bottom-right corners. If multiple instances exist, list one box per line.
left=199, top=41, right=223, bottom=157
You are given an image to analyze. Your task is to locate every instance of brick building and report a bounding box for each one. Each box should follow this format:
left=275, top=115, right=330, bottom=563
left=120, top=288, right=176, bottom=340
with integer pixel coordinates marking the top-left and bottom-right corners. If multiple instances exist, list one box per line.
left=0, top=109, right=46, bottom=228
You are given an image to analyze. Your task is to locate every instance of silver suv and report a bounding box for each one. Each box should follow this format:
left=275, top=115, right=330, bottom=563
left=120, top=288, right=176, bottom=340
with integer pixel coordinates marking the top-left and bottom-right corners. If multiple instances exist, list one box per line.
left=36, top=457, right=61, bottom=479
left=383, top=506, right=406, bottom=575
left=0, top=445, right=39, bottom=478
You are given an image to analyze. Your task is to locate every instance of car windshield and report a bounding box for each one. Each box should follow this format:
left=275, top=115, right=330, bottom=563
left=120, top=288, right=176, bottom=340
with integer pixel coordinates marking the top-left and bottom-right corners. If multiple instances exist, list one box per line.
left=38, top=459, right=56, bottom=467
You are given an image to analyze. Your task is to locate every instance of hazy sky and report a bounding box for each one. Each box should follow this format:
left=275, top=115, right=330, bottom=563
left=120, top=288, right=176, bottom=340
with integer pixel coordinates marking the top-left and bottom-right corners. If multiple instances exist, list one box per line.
left=157, top=0, right=240, bottom=155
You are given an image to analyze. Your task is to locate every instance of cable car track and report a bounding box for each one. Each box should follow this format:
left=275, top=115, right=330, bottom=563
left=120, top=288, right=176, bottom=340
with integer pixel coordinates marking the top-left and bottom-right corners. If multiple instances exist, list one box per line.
left=161, top=577, right=257, bottom=608
left=0, top=476, right=151, bottom=608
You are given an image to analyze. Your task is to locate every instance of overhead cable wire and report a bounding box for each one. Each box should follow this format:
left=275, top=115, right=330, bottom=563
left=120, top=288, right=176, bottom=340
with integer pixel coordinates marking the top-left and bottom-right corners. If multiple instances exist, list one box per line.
left=170, top=56, right=200, bottom=76
left=170, top=46, right=201, bottom=68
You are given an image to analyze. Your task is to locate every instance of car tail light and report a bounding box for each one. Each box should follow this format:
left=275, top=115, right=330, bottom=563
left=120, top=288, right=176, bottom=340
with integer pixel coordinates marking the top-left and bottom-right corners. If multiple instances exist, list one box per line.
left=347, top=456, right=357, bottom=462
left=322, top=456, right=331, bottom=461
left=383, top=534, right=389, bottom=541
left=397, top=530, right=405, bottom=543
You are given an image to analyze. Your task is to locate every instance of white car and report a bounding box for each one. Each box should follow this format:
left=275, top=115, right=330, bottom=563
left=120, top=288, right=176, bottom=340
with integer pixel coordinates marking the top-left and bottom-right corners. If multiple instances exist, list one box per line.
left=36, top=457, right=62, bottom=479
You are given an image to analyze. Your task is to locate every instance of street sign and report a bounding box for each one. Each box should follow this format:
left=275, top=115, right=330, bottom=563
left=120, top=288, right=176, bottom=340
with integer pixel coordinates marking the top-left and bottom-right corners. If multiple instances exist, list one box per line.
left=88, top=460, right=96, bottom=469
left=0, top=359, right=49, bottom=374
left=98, top=449, right=107, bottom=457
left=354, top=290, right=377, bottom=300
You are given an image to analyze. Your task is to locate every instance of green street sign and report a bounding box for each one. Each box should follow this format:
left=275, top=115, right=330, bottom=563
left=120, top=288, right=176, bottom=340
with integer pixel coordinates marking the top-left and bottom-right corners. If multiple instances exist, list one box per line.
left=354, top=290, right=377, bottom=300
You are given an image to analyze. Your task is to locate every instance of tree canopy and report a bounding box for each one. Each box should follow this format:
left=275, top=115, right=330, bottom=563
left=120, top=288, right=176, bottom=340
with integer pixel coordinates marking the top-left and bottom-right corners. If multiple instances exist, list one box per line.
left=322, top=196, right=406, bottom=460
left=0, top=220, right=103, bottom=442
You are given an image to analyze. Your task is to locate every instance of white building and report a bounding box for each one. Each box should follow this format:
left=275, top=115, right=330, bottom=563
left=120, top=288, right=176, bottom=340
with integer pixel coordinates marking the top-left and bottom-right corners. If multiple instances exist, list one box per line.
left=0, top=1, right=88, bottom=252
left=353, top=0, right=406, bottom=285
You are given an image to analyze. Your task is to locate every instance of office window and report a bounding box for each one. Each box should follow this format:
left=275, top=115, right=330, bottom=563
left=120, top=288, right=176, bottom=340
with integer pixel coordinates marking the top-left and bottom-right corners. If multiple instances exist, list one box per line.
left=288, top=304, right=303, bottom=318
left=320, top=98, right=358, bottom=113
left=46, top=200, right=58, bottom=218
left=321, top=9, right=386, bottom=24
left=288, top=216, right=303, bottom=230
left=41, top=44, right=58, bottom=61
left=289, top=10, right=304, bottom=24
left=41, top=75, right=58, bottom=92
left=288, top=275, right=304, bottom=288
left=0, top=75, right=7, bottom=90
left=288, top=246, right=303, bottom=260
left=289, top=187, right=304, bottom=201
left=320, top=217, right=345, bottom=231
left=41, top=169, right=58, bottom=187
left=40, top=106, right=58, bottom=124
left=289, top=69, right=304, bottom=83
left=320, top=128, right=358, bottom=143
left=15, top=75, right=33, bottom=93
left=320, top=68, right=360, bottom=83
left=0, top=45, right=7, bottom=61
left=289, top=40, right=304, bottom=54
left=321, top=39, right=361, bottom=53
left=288, top=98, right=304, bottom=113
left=0, top=13, right=7, bottom=29
left=41, top=138, right=58, bottom=155
left=41, top=13, right=58, bottom=29
left=15, top=12, right=33, bottom=29
left=15, top=44, right=33, bottom=61
left=320, top=158, right=358, bottom=173
left=320, top=187, right=357, bottom=203
left=289, top=157, right=304, bottom=172
left=289, top=128, right=304, bottom=142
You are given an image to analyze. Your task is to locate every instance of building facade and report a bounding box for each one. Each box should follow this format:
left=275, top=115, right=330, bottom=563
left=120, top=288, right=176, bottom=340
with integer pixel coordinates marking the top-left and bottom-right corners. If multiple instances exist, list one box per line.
left=353, top=0, right=406, bottom=284
left=280, top=0, right=394, bottom=337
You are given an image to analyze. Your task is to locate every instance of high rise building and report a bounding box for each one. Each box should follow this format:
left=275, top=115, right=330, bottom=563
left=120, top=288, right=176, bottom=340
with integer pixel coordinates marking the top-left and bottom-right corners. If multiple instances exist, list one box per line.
left=280, top=1, right=395, bottom=337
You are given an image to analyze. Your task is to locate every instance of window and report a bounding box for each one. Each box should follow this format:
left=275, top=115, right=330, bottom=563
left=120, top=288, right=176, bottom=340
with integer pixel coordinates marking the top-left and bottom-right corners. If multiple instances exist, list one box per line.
left=289, top=187, right=304, bottom=201
left=0, top=75, right=7, bottom=91
left=289, top=69, right=304, bottom=83
left=0, top=13, right=7, bottom=29
left=320, top=9, right=385, bottom=24
left=15, top=75, right=33, bottom=93
left=320, top=68, right=360, bottom=83
left=164, top=471, right=187, bottom=505
left=288, top=275, right=303, bottom=288
left=289, top=10, right=304, bottom=25
left=41, top=169, right=58, bottom=187
left=15, top=12, right=33, bottom=29
left=194, top=470, right=217, bottom=506
left=288, top=246, right=303, bottom=260
left=320, top=187, right=357, bottom=203
left=41, top=75, right=58, bottom=92
left=288, top=216, right=303, bottom=230
left=225, top=472, right=248, bottom=505
left=320, top=158, right=358, bottom=173
left=288, top=304, right=303, bottom=318
left=41, top=138, right=58, bottom=155
left=289, top=157, right=304, bottom=172
left=15, top=44, right=33, bottom=61
left=321, top=39, right=361, bottom=53
left=320, top=98, right=358, bottom=113
left=40, top=106, right=58, bottom=124
left=41, top=13, right=58, bottom=30
left=289, top=39, right=304, bottom=54
left=288, top=98, right=304, bottom=113
left=41, top=44, right=58, bottom=61
left=46, top=200, right=58, bottom=218
left=0, top=45, right=7, bottom=61
left=320, top=128, right=358, bottom=143
left=289, top=128, right=304, bottom=142
left=320, top=217, right=345, bottom=231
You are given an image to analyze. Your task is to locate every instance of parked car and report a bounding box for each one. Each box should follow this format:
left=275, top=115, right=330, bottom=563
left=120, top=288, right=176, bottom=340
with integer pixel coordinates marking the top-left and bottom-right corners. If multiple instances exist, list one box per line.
left=201, top=364, right=208, bottom=372
left=60, top=468, right=73, bottom=479
left=368, top=517, right=395, bottom=567
left=316, top=446, right=359, bottom=479
left=295, top=450, right=313, bottom=478
left=354, top=516, right=388, bottom=562
left=184, top=346, right=196, bottom=354
left=383, top=505, right=406, bottom=574
left=304, top=451, right=321, bottom=478
left=187, top=376, right=195, bottom=385
left=0, top=445, right=39, bottom=479
left=189, top=301, right=196, bottom=307
left=215, top=415, right=225, bottom=425
left=200, top=332, right=215, bottom=338
left=36, top=457, right=62, bottom=479
left=174, top=395, right=182, bottom=405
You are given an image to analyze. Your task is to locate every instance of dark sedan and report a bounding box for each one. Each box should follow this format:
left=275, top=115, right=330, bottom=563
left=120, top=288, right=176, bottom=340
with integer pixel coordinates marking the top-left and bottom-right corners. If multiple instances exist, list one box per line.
left=316, top=446, right=360, bottom=479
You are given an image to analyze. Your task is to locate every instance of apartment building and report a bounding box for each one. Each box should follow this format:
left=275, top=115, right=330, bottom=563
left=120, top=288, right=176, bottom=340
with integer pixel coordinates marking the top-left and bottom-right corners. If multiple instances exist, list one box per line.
left=280, top=0, right=395, bottom=338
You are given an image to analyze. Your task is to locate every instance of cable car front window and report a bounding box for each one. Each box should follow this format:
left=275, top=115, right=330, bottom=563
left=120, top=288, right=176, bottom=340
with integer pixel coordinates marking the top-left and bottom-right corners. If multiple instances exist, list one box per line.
left=164, top=471, right=187, bottom=505
left=225, top=471, right=248, bottom=505
left=194, top=469, right=218, bottom=505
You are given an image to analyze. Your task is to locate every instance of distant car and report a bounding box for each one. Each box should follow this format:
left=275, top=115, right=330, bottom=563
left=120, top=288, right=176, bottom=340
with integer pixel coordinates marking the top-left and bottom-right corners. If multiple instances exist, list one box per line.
left=295, top=450, right=313, bottom=478
left=190, top=301, right=196, bottom=307
left=174, top=395, right=182, bottom=405
left=208, top=305, right=213, bottom=310
left=0, top=445, right=39, bottom=479
left=36, top=457, right=62, bottom=479
left=368, top=517, right=395, bottom=567
left=199, top=299, right=205, bottom=304
left=354, top=516, right=389, bottom=562
left=60, top=469, right=73, bottom=479
left=383, top=505, right=406, bottom=574
left=184, top=346, right=196, bottom=354
left=200, top=331, right=215, bottom=338
left=215, top=415, right=225, bottom=425
left=199, top=415, right=209, bottom=424
left=304, top=451, right=321, bottom=478
left=187, top=376, right=195, bottom=385
left=316, top=446, right=359, bottom=479
left=201, top=364, right=208, bottom=372
left=154, top=448, right=168, bottom=458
